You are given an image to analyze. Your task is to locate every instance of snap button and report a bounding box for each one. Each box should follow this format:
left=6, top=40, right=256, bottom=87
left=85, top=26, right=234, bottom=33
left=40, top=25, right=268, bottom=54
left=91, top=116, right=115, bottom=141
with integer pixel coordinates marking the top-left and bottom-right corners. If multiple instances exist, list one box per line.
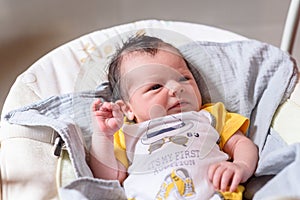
left=22, top=73, right=37, bottom=83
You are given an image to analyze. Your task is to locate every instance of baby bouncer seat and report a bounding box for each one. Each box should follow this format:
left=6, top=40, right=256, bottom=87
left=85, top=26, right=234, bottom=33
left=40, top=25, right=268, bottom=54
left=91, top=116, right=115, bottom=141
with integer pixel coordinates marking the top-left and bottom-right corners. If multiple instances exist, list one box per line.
left=0, top=2, right=300, bottom=199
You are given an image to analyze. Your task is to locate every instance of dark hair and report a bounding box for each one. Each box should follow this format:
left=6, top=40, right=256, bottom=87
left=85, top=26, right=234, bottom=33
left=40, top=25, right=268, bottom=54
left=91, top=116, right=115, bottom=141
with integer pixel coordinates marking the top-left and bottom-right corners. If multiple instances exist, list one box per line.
left=107, top=34, right=196, bottom=102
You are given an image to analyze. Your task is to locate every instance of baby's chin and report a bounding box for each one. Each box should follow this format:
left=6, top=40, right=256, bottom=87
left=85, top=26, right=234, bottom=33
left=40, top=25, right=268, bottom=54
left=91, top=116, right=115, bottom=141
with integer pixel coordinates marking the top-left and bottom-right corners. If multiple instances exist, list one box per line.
left=146, top=104, right=199, bottom=121
left=167, top=105, right=198, bottom=115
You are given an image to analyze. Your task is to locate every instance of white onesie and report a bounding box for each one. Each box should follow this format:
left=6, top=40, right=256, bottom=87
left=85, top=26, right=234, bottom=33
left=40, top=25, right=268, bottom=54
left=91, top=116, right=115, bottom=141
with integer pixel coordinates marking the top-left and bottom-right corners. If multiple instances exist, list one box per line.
left=122, top=110, right=229, bottom=200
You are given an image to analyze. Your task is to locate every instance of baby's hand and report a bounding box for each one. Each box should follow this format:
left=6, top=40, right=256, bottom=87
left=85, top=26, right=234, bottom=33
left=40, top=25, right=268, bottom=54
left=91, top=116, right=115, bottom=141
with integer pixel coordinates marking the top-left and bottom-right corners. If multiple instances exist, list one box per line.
left=92, top=99, right=124, bottom=136
left=208, top=161, right=249, bottom=192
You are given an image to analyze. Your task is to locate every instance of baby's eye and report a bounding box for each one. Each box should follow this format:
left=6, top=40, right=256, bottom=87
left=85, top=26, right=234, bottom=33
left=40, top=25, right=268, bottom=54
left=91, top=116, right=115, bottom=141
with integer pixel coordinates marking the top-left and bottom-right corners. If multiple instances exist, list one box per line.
left=179, top=76, right=190, bottom=82
left=150, top=84, right=162, bottom=90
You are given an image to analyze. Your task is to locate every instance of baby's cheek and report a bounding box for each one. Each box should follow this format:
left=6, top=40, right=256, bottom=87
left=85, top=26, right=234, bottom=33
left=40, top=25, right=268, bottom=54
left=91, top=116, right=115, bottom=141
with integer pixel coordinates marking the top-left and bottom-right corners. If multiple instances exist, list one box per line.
left=149, top=104, right=167, bottom=119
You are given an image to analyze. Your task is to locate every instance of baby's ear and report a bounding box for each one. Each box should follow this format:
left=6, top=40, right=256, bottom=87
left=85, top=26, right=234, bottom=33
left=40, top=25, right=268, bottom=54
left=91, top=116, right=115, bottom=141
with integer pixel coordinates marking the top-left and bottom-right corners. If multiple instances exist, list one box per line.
left=116, top=100, right=135, bottom=121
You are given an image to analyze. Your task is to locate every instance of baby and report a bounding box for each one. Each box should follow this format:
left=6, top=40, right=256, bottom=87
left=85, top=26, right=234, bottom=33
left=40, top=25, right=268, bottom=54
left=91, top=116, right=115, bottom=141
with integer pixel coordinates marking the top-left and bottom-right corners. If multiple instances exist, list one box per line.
left=89, top=35, right=258, bottom=199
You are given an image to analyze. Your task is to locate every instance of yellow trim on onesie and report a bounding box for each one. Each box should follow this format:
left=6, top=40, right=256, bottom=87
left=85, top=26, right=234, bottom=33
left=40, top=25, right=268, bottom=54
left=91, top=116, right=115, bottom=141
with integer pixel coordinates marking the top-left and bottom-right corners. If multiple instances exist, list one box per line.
left=202, top=102, right=249, bottom=149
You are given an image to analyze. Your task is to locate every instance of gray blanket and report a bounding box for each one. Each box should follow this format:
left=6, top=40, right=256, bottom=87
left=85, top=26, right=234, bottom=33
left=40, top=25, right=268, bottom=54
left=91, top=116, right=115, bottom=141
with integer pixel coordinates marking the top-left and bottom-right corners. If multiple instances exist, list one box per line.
left=4, top=40, right=299, bottom=199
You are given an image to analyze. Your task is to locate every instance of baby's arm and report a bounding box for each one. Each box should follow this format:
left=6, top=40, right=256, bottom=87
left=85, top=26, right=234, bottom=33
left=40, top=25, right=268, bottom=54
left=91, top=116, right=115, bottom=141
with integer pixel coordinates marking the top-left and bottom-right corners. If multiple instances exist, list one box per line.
left=89, top=99, right=127, bottom=183
left=208, top=131, right=258, bottom=192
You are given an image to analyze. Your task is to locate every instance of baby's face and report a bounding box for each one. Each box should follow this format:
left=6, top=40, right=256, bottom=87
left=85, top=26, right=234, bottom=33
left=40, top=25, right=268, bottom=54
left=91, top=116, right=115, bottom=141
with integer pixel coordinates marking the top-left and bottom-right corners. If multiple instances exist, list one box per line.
left=119, top=49, right=202, bottom=123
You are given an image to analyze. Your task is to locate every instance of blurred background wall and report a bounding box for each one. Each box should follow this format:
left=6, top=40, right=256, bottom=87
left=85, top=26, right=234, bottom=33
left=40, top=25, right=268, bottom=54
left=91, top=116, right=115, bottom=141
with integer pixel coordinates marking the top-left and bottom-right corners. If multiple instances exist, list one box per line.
left=0, top=0, right=299, bottom=112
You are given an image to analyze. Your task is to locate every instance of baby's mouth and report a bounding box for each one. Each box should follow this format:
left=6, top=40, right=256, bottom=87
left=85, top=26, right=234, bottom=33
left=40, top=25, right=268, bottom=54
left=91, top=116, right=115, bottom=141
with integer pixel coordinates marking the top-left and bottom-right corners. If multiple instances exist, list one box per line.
left=168, top=101, right=189, bottom=111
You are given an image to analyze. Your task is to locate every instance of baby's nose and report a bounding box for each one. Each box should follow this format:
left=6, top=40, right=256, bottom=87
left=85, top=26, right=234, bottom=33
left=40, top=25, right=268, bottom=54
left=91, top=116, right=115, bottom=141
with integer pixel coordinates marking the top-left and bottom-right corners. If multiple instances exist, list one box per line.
left=166, top=80, right=184, bottom=96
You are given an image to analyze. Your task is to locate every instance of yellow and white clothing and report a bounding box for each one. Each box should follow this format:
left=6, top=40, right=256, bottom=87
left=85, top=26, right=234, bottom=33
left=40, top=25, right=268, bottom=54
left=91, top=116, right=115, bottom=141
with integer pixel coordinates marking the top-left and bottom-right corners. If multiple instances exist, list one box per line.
left=113, top=102, right=249, bottom=200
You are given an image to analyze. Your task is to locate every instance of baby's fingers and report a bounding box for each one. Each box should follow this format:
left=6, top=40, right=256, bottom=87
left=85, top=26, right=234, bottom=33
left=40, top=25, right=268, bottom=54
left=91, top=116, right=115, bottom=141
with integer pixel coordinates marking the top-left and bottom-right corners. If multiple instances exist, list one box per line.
left=229, top=172, right=242, bottom=192
left=111, top=103, right=124, bottom=118
left=95, top=102, right=115, bottom=115
left=111, top=103, right=124, bottom=126
left=208, top=163, right=223, bottom=190
left=209, top=162, right=243, bottom=192
left=219, top=169, right=234, bottom=192
left=208, top=163, right=217, bottom=182
left=92, top=99, right=102, bottom=111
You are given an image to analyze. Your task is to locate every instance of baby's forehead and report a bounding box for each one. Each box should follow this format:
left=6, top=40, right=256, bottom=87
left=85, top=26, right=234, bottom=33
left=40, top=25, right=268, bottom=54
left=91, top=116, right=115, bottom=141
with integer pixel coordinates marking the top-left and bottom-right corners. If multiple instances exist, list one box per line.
left=121, top=61, right=190, bottom=83
left=124, top=64, right=185, bottom=77
left=120, top=49, right=186, bottom=73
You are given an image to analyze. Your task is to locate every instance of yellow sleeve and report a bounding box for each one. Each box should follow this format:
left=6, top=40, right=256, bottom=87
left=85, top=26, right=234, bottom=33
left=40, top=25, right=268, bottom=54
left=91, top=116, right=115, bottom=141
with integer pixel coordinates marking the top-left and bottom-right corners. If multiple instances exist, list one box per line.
left=114, top=129, right=129, bottom=169
left=202, top=102, right=249, bottom=149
